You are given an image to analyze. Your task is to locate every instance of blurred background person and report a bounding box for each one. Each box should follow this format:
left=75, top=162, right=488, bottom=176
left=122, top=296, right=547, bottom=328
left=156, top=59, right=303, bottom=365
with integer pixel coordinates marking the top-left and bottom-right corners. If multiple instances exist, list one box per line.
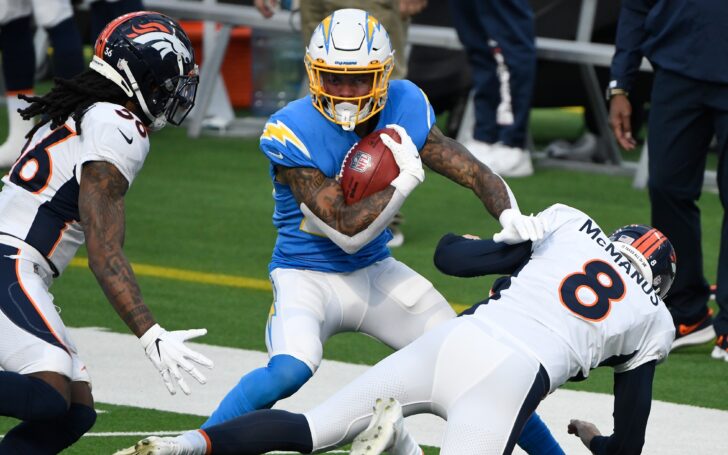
left=88, top=0, right=145, bottom=42
left=449, top=0, right=536, bottom=178
left=405, top=1, right=471, bottom=139
left=608, top=0, right=728, bottom=358
left=530, top=0, right=652, bottom=163
left=0, top=0, right=84, bottom=168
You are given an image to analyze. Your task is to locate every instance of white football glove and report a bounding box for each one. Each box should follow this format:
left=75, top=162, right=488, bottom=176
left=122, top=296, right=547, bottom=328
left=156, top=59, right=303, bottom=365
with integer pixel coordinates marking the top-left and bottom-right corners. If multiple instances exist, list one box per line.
left=139, top=324, right=214, bottom=395
left=493, top=208, right=547, bottom=244
left=381, top=123, right=424, bottom=197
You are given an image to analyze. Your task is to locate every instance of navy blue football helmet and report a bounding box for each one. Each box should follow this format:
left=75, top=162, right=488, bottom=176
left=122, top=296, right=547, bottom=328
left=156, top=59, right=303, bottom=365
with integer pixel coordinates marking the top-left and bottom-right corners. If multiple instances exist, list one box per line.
left=90, top=11, right=198, bottom=130
left=609, top=224, right=677, bottom=299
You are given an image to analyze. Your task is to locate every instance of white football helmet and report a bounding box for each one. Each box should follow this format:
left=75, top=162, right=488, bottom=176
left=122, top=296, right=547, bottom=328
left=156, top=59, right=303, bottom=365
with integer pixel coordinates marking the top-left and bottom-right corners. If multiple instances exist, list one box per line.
left=305, top=9, right=394, bottom=131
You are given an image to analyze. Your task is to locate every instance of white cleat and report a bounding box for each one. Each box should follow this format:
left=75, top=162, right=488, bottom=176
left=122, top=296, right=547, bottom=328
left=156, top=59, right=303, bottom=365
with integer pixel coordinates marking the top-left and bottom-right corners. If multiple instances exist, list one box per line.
left=351, top=398, right=404, bottom=455
left=711, top=345, right=728, bottom=361
left=113, top=436, right=187, bottom=455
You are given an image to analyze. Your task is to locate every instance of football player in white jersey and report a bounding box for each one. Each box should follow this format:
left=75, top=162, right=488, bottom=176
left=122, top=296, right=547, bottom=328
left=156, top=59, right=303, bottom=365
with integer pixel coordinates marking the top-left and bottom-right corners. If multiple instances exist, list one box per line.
left=115, top=204, right=675, bottom=455
left=0, top=11, right=213, bottom=453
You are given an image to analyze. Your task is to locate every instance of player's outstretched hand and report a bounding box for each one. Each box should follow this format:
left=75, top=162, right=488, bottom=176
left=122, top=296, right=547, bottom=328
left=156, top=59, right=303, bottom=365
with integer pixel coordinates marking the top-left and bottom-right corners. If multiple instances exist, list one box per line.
left=493, top=208, right=547, bottom=244
left=568, top=419, right=602, bottom=449
left=139, top=324, right=214, bottom=395
left=382, top=124, right=424, bottom=197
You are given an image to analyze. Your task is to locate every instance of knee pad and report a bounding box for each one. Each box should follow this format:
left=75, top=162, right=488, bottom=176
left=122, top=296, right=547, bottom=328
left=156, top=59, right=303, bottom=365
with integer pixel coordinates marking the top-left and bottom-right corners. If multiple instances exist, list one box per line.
left=266, top=354, right=313, bottom=398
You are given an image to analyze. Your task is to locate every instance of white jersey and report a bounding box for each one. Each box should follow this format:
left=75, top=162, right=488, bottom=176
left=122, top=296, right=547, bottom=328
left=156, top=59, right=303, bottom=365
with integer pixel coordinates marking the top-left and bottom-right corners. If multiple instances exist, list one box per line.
left=0, top=102, right=150, bottom=275
left=473, top=204, right=675, bottom=391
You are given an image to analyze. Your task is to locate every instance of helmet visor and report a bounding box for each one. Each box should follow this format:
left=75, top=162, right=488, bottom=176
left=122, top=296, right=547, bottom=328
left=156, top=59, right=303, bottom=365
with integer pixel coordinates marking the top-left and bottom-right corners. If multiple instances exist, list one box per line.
left=163, top=65, right=200, bottom=125
left=164, top=69, right=198, bottom=125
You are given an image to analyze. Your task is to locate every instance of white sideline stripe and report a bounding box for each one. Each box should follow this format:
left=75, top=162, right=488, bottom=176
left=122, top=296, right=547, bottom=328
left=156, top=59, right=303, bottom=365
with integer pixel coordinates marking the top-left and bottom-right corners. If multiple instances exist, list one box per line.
left=0, top=430, right=347, bottom=455
left=69, top=327, right=728, bottom=454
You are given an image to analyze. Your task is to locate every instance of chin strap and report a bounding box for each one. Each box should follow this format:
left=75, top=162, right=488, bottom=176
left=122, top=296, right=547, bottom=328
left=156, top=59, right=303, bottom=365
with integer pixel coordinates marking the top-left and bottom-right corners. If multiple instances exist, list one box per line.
left=89, top=56, right=133, bottom=97
left=117, top=59, right=167, bottom=131
left=89, top=55, right=167, bottom=131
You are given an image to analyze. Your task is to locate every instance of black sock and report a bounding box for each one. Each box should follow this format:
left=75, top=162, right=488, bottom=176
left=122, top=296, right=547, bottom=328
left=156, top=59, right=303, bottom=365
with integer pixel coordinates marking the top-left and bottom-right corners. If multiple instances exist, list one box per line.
left=204, top=409, right=313, bottom=455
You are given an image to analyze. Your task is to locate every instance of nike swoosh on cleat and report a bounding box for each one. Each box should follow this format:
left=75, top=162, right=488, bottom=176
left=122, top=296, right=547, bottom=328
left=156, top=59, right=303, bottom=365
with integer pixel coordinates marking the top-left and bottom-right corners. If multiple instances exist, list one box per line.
left=267, top=150, right=284, bottom=159
left=155, top=339, right=162, bottom=358
left=118, top=128, right=134, bottom=144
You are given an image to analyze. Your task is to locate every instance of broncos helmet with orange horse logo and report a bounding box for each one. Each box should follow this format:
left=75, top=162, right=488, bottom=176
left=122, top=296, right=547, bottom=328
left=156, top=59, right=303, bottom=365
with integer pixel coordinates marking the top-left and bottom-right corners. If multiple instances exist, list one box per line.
left=90, top=11, right=198, bottom=130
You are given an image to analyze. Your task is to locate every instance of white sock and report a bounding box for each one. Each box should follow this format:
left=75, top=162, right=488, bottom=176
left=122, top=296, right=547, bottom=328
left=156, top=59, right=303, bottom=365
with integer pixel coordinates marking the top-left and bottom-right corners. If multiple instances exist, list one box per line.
left=0, top=93, right=34, bottom=167
left=177, top=430, right=208, bottom=455
left=391, top=424, right=422, bottom=455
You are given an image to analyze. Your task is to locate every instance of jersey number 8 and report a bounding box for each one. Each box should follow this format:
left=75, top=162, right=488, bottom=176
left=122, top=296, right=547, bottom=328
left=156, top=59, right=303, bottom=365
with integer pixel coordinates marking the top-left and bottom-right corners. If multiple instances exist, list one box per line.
left=559, top=260, right=626, bottom=322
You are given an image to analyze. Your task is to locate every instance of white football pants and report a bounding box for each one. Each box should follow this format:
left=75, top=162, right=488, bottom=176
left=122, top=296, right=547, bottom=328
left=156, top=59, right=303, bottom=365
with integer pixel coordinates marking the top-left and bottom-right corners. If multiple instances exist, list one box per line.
left=266, top=257, right=456, bottom=372
left=305, top=316, right=545, bottom=455
left=0, top=238, right=89, bottom=383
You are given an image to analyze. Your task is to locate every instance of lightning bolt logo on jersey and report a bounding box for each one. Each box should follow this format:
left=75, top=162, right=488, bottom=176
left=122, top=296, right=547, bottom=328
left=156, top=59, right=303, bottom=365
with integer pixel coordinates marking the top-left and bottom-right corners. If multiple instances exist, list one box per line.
left=261, top=121, right=310, bottom=159
left=259, top=80, right=435, bottom=273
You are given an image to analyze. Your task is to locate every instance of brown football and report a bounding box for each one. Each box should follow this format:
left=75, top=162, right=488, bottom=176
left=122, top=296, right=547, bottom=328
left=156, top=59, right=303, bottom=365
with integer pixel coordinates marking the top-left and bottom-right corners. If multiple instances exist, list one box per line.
left=339, top=127, right=401, bottom=205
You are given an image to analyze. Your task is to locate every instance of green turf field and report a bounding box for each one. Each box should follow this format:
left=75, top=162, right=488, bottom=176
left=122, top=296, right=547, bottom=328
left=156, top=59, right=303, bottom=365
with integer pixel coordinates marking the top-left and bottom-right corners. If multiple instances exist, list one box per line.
left=0, top=107, right=724, bottom=454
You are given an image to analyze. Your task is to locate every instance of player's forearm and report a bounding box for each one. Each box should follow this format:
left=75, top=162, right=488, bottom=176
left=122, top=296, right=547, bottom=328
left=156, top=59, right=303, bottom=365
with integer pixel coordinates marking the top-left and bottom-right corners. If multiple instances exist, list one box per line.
left=421, top=128, right=512, bottom=219
left=434, top=234, right=531, bottom=277
left=79, top=161, right=155, bottom=337
left=590, top=362, right=655, bottom=454
left=301, top=188, right=403, bottom=254
left=282, top=166, right=396, bottom=235
left=87, top=246, right=155, bottom=337
left=334, top=186, right=397, bottom=235
left=471, top=168, right=514, bottom=219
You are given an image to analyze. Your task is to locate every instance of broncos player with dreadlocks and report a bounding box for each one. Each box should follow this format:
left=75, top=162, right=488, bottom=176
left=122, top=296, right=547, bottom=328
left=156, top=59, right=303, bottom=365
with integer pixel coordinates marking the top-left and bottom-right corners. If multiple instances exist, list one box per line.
left=0, top=11, right=213, bottom=453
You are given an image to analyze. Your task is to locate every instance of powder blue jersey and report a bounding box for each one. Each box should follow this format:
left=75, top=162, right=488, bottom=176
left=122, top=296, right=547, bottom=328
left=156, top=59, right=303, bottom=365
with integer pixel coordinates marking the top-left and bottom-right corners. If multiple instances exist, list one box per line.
left=259, top=80, right=435, bottom=273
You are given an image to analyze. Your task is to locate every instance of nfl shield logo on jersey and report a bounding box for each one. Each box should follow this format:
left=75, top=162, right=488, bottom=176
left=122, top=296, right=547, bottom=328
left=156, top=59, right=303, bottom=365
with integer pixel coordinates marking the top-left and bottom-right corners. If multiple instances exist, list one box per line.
left=349, top=150, right=373, bottom=173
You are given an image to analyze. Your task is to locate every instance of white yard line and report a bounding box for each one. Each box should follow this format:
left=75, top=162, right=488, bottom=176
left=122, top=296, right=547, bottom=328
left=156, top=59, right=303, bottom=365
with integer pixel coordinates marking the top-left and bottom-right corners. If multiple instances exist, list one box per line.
left=70, top=327, right=727, bottom=454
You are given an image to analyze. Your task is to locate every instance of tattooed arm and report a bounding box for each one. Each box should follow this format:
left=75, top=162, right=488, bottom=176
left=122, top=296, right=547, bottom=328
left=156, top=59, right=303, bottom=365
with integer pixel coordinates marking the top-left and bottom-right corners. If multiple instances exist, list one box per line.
left=79, top=160, right=213, bottom=395
left=420, top=126, right=546, bottom=243
left=420, top=125, right=513, bottom=219
left=276, top=165, right=411, bottom=254
left=79, top=161, right=154, bottom=337
left=276, top=166, right=396, bottom=236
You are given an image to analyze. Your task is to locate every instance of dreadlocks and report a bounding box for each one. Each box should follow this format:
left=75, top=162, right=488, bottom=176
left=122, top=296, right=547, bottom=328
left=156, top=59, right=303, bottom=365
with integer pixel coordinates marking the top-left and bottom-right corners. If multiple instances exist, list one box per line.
left=18, top=69, right=130, bottom=140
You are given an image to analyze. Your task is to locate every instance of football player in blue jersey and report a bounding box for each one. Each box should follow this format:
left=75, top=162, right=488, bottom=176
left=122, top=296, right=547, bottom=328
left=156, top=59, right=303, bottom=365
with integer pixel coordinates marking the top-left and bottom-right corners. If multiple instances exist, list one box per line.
left=199, top=8, right=558, bottom=451
left=203, top=4, right=547, bottom=425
